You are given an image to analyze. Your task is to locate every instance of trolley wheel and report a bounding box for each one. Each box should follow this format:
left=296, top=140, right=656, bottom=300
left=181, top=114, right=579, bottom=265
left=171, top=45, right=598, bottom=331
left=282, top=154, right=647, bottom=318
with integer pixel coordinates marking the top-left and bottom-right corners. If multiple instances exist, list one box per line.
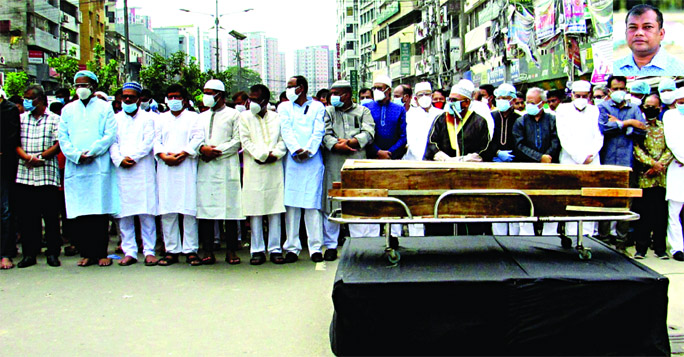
left=387, top=249, right=401, bottom=264
left=578, top=249, right=592, bottom=260
left=389, top=235, right=399, bottom=250
left=560, top=236, right=572, bottom=249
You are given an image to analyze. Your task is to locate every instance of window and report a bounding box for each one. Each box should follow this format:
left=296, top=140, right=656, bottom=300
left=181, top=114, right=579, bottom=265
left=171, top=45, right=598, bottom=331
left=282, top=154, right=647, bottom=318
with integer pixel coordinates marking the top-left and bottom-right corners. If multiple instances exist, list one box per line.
left=346, top=42, right=354, bottom=50
left=346, top=7, right=353, bottom=16
left=346, top=24, right=354, bottom=34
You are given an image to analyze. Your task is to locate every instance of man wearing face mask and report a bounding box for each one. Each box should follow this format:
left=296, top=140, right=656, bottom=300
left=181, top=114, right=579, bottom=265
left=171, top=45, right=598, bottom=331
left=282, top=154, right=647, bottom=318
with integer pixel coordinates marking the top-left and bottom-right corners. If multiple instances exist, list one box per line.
left=14, top=85, right=62, bottom=268
left=393, top=84, right=412, bottom=112
left=592, top=86, right=608, bottom=107
left=154, top=84, right=205, bottom=266
left=320, top=80, right=376, bottom=255
left=481, top=83, right=519, bottom=164
left=240, top=84, right=287, bottom=265
left=364, top=75, right=407, bottom=160
left=556, top=80, right=604, bottom=237
left=58, top=70, right=119, bottom=267
left=632, top=94, right=673, bottom=259
left=432, top=89, right=448, bottom=110
left=109, top=82, right=158, bottom=266
left=359, top=87, right=373, bottom=105
left=280, top=75, right=326, bottom=263
left=658, top=78, right=677, bottom=119
left=139, top=89, right=159, bottom=114
left=196, top=80, right=244, bottom=266
left=404, top=82, right=443, bottom=161
left=232, top=91, right=249, bottom=113
left=664, top=88, right=684, bottom=261
left=479, top=84, right=495, bottom=110
left=512, top=87, right=560, bottom=164
left=597, top=75, right=647, bottom=249
left=627, top=80, right=650, bottom=110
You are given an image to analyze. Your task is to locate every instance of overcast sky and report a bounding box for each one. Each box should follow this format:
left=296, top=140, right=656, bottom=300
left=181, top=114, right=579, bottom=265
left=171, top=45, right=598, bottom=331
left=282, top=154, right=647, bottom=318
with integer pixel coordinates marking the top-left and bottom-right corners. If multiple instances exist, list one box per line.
left=125, top=0, right=338, bottom=77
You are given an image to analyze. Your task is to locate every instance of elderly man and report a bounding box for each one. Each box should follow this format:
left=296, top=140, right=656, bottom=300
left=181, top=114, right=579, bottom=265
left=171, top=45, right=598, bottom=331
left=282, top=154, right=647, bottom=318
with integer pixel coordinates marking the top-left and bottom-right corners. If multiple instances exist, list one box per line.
left=14, top=85, right=62, bottom=268
left=614, top=4, right=684, bottom=75
left=280, top=75, right=326, bottom=263
left=196, top=79, right=244, bottom=266
left=240, top=84, right=287, bottom=265
left=155, top=84, right=204, bottom=266
left=592, top=85, right=608, bottom=106
left=628, top=80, right=650, bottom=108
left=364, top=75, right=407, bottom=161
left=393, top=84, right=412, bottom=112
left=321, top=80, right=375, bottom=256
left=110, top=82, right=158, bottom=266
left=59, top=70, right=119, bottom=267
left=556, top=80, right=604, bottom=237
left=482, top=83, right=519, bottom=163
left=664, top=88, right=684, bottom=260
left=404, top=82, right=443, bottom=161
left=597, top=76, right=647, bottom=247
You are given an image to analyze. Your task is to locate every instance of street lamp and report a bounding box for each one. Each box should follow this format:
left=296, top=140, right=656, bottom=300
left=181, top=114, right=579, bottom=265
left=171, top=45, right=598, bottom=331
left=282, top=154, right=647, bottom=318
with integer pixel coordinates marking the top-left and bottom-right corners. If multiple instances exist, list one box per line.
left=229, top=30, right=247, bottom=91
left=180, top=5, right=253, bottom=73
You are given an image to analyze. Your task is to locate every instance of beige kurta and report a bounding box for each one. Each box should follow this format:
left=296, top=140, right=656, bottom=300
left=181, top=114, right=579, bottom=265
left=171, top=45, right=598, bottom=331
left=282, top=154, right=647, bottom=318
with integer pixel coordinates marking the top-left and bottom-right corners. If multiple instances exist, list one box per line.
left=196, top=105, right=244, bottom=219
left=239, top=110, right=287, bottom=216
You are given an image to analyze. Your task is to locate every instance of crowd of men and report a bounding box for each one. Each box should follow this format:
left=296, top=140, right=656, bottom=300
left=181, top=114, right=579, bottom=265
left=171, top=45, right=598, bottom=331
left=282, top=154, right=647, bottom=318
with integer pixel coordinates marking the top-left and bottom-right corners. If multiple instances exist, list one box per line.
left=1, top=70, right=683, bottom=269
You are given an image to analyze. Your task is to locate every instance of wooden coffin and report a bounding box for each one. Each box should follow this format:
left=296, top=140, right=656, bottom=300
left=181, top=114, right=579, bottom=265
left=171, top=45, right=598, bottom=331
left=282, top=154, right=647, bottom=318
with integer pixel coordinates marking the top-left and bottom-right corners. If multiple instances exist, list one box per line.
left=330, top=160, right=640, bottom=219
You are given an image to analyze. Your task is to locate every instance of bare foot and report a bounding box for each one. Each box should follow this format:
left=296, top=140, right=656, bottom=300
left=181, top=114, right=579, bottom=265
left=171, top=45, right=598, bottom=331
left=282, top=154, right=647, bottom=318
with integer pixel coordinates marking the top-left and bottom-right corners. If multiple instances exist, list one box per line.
left=1, top=257, right=14, bottom=269
left=77, top=258, right=90, bottom=266
left=98, top=258, right=112, bottom=266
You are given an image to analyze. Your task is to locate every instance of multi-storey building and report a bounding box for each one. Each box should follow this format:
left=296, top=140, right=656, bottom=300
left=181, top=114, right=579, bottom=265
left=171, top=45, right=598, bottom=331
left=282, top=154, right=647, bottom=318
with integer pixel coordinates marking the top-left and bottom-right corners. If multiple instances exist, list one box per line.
left=78, top=0, right=105, bottom=65
left=294, top=45, right=333, bottom=94
left=336, top=0, right=360, bottom=88
left=226, top=32, right=286, bottom=96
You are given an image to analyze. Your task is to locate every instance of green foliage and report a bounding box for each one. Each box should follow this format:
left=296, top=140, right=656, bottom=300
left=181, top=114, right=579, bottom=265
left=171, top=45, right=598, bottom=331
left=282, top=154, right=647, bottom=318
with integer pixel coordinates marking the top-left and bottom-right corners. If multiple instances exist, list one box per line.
left=87, top=44, right=122, bottom=94
left=46, top=48, right=79, bottom=88
left=139, top=50, right=262, bottom=103
left=4, top=71, right=29, bottom=97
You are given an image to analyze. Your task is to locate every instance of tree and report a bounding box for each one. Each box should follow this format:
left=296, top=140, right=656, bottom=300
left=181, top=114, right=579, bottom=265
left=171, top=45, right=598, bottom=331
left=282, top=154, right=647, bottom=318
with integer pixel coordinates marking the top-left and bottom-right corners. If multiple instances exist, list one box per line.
left=4, top=71, right=29, bottom=97
left=223, top=66, right=262, bottom=94
left=87, top=44, right=122, bottom=94
left=139, top=51, right=205, bottom=103
left=46, top=48, right=79, bottom=88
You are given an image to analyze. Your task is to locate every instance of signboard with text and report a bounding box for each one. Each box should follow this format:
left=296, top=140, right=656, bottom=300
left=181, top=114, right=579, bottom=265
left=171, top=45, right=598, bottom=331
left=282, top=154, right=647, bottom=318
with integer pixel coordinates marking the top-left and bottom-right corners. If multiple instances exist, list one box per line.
left=400, top=43, right=411, bottom=76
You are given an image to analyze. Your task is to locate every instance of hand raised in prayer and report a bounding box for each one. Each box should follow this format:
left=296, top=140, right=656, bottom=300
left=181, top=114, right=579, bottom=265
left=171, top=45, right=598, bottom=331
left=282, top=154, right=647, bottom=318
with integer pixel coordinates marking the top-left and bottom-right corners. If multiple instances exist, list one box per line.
left=583, top=155, right=594, bottom=165
left=540, top=155, right=552, bottom=164
left=120, top=157, right=136, bottom=168
left=376, top=150, right=392, bottom=160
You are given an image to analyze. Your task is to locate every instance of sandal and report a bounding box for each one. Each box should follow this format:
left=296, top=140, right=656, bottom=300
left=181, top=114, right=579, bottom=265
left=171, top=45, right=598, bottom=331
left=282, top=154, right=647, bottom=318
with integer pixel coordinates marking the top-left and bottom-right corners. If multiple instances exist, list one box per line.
left=77, top=258, right=96, bottom=267
left=98, top=258, right=113, bottom=267
left=250, top=252, right=266, bottom=265
left=226, top=251, right=241, bottom=265
left=144, top=255, right=158, bottom=266
left=158, top=253, right=179, bottom=266
left=270, top=252, right=285, bottom=264
left=201, top=255, right=216, bottom=265
left=186, top=253, right=202, bottom=266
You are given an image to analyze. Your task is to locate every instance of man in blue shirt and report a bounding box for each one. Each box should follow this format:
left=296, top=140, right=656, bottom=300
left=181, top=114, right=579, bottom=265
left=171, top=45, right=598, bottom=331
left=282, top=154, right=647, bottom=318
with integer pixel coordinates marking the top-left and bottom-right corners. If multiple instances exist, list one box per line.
left=597, top=75, right=647, bottom=248
left=363, top=74, right=407, bottom=160
left=613, top=4, right=684, bottom=76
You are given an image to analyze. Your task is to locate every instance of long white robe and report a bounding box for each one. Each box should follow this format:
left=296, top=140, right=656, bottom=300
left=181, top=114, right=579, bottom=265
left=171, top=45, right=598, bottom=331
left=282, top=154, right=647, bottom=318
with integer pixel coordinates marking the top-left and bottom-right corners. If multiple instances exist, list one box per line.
left=154, top=109, right=203, bottom=216
left=196, top=105, right=244, bottom=219
left=403, top=106, right=443, bottom=160
left=280, top=98, right=326, bottom=210
left=556, top=103, right=603, bottom=166
left=58, top=97, right=119, bottom=219
left=110, top=109, right=157, bottom=217
left=240, top=110, right=287, bottom=216
left=664, top=109, right=684, bottom=202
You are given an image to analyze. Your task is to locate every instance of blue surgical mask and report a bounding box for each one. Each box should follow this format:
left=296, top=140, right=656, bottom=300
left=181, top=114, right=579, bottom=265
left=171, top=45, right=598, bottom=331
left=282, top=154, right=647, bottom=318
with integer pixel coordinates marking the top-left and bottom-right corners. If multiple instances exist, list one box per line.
left=677, top=103, right=684, bottom=115
left=168, top=99, right=184, bottom=112
left=56, top=97, right=65, bottom=105
left=610, top=90, right=626, bottom=104
left=392, top=97, right=404, bottom=106
left=496, top=99, right=511, bottom=112
left=23, top=98, right=36, bottom=112
left=122, top=102, right=138, bottom=114
left=360, top=98, right=373, bottom=105
left=330, top=95, right=344, bottom=108
left=448, top=101, right=462, bottom=115
left=525, top=102, right=541, bottom=116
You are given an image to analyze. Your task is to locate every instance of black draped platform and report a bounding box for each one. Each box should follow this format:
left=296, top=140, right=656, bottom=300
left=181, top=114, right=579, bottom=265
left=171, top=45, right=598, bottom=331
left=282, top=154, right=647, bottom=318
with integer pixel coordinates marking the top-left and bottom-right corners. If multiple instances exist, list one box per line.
left=330, top=235, right=669, bottom=356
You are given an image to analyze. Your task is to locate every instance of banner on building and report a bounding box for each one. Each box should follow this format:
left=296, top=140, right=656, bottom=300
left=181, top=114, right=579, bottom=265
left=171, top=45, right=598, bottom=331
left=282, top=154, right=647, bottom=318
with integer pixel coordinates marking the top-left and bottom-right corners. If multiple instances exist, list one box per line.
left=567, top=37, right=582, bottom=71
left=350, top=70, right=359, bottom=99
left=400, top=43, right=411, bottom=76
left=28, top=50, right=44, bottom=64
left=590, top=39, right=613, bottom=84
left=534, top=0, right=556, bottom=43
left=586, top=0, right=612, bottom=39
left=509, top=7, right=539, bottom=68
left=563, top=0, right=587, bottom=34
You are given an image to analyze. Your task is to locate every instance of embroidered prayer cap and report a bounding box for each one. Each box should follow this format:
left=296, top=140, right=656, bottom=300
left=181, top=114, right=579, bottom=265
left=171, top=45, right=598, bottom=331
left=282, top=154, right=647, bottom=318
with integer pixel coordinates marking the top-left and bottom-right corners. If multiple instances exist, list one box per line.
left=414, top=82, right=432, bottom=94
left=450, top=79, right=475, bottom=99
left=494, top=83, right=517, bottom=98
left=571, top=80, right=591, bottom=93
left=74, top=70, right=98, bottom=84
left=658, top=78, right=676, bottom=93
left=628, top=81, right=650, bottom=95
left=122, top=82, right=143, bottom=93
left=204, top=79, right=225, bottom=92
left=373, top=75, right=392, bottom=88
left=331, top=80, right=351, bottom=89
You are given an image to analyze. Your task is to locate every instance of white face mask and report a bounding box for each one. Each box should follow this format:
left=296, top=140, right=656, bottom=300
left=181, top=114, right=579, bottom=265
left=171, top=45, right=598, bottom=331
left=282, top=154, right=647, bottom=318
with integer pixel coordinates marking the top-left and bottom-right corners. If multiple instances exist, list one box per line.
left=417, top=95, right=432, bottom=109
left=203, top=93, right=218, bottom=108
left=250, top=102, right=262, bottom=116
left=76, top=87, right=92, bottom=100
left=286, top=87, right=299, bottom=102
left=360, top=98, right=373, bottom=105
left=373, top=89, right=386, bottom=102
left=661, top=91, right=675, bottom=105
left=593, top=98, right=605, bottom=106
left=573, top=98, right=588, bottom=110
left=392, top=97, right=404, bottom=105
left=235, top=104, right=246, bottom=112
left=629, top=95, right=642, bottom=107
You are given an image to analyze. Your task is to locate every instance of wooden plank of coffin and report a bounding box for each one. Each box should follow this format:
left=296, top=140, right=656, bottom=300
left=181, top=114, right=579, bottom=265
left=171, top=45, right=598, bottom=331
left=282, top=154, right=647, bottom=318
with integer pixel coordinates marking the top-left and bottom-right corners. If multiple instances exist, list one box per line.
left=581, top=187, right=643, bottom=198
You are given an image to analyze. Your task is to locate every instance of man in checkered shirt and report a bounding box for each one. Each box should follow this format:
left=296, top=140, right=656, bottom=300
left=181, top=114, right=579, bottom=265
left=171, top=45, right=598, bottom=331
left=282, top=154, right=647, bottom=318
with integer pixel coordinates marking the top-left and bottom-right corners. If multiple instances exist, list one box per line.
left=14, top=85, right=62, bottom=268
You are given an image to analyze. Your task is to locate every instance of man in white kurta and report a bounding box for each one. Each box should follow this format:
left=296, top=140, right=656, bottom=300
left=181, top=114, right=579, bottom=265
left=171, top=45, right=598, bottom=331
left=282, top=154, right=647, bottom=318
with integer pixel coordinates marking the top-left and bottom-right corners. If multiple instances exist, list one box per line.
left=321, top=80, right=375, bottom=259
left=664, top=88, right=684, bottom=261
left=280, top=76, right=326, bottom=263
left=196, top=79, right=244, bottom=265
left=240, top=84, right=287, bottom=265
left=403, top=82, right=443, bottom=237
left=556, top=80, right=604, bottom=237
left=154, top=84, right=204, bottom=265
left=110, top=82, right=158, bottom=266
left=59, top=70, right=119, bottom=267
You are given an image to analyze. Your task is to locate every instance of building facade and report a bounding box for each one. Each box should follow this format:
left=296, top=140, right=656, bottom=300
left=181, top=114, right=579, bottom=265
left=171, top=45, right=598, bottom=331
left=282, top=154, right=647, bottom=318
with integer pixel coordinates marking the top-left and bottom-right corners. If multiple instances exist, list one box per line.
left=78, top=0, right=105, bottom=65
left=226, top=32, right=287, bottom=96
left=294, top=45, right=333, bottom=95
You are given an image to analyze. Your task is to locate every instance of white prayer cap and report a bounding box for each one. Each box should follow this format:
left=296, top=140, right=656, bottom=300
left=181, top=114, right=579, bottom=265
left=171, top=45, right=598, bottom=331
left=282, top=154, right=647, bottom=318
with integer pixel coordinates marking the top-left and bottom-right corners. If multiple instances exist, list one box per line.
left=494, top=83, right=516, bottom=98
left=204, top=79, right=225, bottom=92
left=373, top=74, right=392, bottom=88
left=674, top=87, right=684, bottom=100
left=331, top=80, right=351, bottom=89
left=450, top=79, right=475, bottom=99
left=571, top=80, right=591, bottom=93
left=414, top=82, right=432, bottom=93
